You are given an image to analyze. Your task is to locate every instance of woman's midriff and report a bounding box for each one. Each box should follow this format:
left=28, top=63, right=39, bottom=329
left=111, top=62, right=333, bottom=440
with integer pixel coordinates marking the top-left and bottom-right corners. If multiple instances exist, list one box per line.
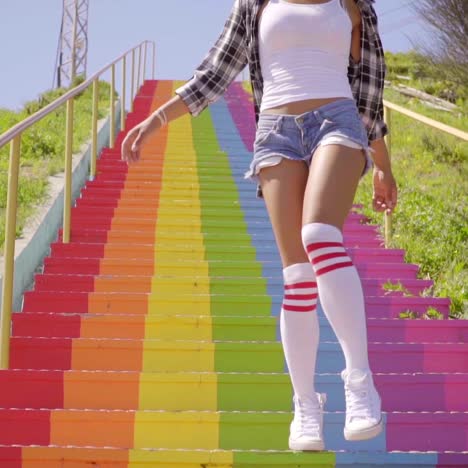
left=262, top=97, right=350, bottom=115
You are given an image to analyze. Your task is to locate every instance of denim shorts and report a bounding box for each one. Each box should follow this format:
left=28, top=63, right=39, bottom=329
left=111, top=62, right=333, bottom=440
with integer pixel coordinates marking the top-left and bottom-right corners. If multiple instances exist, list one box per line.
left=245, top=98, right=373, bottom=197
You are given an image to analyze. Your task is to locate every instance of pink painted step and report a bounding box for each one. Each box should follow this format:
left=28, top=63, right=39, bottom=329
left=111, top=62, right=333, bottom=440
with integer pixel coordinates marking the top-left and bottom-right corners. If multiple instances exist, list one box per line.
left=366, top=318, right=468, bottom=343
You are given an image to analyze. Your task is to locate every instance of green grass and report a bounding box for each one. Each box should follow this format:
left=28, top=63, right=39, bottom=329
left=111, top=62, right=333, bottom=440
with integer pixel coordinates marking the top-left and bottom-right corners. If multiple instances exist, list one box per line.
left=0, top=81, right=112, bottom=251
left=385, top=51, right=467, bottom=106
left=355, top=87, right=467, bottom=318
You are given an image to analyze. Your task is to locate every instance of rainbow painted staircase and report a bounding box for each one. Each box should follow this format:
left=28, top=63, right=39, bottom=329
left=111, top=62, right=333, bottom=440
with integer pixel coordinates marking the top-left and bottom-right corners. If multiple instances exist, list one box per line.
left=0, top=80, right=467, bottom=467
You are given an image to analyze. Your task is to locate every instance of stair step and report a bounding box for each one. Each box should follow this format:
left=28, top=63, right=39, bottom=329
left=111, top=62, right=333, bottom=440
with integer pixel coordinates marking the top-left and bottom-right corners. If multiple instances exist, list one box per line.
left=1, top=446, right=466, bottom=467
left=1, top=369, right=466, bottom=412
left=49, top=241, right=406, bottom=263
left=80, top=184, right=271, bottom=196
left=70, top=206, right=369, bottom=227
left=58, top=227, right=384, bottom=247
left=22, top=290, right=450, bottom=318
left=42, top=257, right=419, bottom=280
left=12, top=312, right=467, bottom=343
left=68, top=215, right=379, bottom=235
left=75, top=195, right=364, bottom=211
left=32, top=273, right=433, bottom=296
left=0, top=408, right=466, bottom=452
left=10, top=337, right=467, bottom=373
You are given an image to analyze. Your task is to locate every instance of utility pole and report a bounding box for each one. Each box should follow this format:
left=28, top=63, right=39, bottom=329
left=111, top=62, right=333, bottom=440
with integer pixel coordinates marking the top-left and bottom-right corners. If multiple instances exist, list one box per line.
left=54, top=0, right=89, bottom=88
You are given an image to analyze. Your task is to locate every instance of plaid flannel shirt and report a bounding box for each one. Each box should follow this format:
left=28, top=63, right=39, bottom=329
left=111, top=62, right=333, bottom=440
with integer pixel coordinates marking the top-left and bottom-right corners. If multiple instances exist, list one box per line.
left=175, top=0, right=388, bottom=141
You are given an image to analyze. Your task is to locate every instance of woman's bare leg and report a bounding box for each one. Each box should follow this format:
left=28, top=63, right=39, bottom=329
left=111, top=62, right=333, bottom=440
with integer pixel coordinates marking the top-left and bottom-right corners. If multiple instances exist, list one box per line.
left=301, top=143, right=369, bottom=370
left=301, top=144, right=382, bottom=440
left=259, top=159, right=324, bottom=450
left=258, top=159, right=309, bottom=267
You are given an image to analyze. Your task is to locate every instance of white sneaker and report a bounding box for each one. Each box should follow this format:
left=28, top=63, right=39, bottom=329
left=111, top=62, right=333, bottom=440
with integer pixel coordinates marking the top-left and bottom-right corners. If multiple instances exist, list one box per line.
left=341, top=369, right=383, bottom=441
left=289, top=393, right=326, bottom=451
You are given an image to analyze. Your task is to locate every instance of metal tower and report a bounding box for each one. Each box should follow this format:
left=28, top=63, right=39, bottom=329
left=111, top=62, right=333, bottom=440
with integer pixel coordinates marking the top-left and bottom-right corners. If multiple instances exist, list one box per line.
left=54, top=0, right=89, bottom=88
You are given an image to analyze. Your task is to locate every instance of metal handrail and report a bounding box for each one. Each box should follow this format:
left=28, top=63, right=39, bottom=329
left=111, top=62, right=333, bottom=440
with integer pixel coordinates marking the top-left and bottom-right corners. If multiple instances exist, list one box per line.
left=0, top=40, right=156, bottom=369
left=0, top=40, right=155, bottom=148
left=382, top=99, right=467, bottom=246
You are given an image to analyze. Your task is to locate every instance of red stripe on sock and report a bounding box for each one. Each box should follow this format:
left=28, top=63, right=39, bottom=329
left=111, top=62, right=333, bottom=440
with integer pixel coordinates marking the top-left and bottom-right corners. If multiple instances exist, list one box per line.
left=306, top=242, right=342, bottom=253
left=316, top=261, right=354, bottom=277
left=284, top=281, right=317, bottom=289
left=283, top=304, right=317, bottom=312
left=284, top=294, right=318, bottom=301
left=311, top=251, right=348, bottom=265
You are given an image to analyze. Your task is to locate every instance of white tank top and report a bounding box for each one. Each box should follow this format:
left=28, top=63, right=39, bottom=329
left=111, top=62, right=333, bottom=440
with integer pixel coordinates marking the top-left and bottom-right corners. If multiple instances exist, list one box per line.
left=259, top=0, right=354, bottom=112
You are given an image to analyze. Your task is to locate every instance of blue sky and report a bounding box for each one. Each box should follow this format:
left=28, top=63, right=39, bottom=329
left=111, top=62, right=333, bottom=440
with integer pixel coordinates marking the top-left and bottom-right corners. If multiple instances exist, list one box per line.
left=0, top=0, right=424, bottom=111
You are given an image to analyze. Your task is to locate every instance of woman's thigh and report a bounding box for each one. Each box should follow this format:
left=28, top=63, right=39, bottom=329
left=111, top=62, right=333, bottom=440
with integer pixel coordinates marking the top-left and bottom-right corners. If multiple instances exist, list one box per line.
left=258, top=158, right=310, bottom=268
left=302, top=143, right=366, bottom=230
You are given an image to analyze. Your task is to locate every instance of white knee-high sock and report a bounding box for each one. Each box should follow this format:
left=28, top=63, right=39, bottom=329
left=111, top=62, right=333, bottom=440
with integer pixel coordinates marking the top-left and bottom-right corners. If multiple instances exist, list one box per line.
left=301, top=223, right=370, bottom=372
left=280, top=263, right=320, bottom=401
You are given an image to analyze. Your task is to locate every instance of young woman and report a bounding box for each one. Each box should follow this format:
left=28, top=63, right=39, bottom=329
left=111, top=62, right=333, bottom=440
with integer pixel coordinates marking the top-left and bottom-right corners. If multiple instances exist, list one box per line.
left=122, top=0, right=398, bottom=452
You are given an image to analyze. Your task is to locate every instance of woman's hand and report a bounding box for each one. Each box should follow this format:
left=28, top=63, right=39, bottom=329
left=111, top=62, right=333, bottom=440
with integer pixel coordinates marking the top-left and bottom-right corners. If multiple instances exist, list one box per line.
left=121, top=116, right=160, bottom=164
left=372, top=166, right=398, bottom=214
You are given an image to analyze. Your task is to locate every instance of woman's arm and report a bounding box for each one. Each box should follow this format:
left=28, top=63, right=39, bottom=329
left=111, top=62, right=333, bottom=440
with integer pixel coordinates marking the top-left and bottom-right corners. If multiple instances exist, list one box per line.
left=121, top=95, right=190, bottom=163
left=370, top=138, right=397, bottom=214
left=122, top=0, right=248, bottom=163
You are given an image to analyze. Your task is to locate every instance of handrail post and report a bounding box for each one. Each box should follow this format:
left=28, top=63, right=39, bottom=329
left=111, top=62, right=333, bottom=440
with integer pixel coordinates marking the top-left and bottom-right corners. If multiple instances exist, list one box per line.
left=152, top=41, right=156, bottom=80
left=384, top=105, right=392, bottom=247
left=90, top=79, right=99, bottom=180
left=137, top=45, right=142, bottom=93
left=63, top=98, right=74, bottom=244
left=0, top=136, right=21, bottom=369
left=131, top=49, right=136, bottom=112
left=121, top=55, right=127, bottom=133
left=143, top=42, right=147, bottom=83
left=110, top=64, right=115, bottom=148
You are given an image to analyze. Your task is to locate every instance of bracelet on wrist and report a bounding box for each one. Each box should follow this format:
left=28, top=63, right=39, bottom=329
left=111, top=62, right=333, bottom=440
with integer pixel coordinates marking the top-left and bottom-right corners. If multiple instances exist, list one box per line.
left=154, top=108, right=168, bottom=127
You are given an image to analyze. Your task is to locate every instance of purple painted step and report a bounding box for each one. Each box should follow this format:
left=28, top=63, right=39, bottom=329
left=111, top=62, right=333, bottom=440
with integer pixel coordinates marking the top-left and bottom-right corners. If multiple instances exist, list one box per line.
left=375, top=373, right=468, bottom=411
left=387, top=412, right=468, bottom=452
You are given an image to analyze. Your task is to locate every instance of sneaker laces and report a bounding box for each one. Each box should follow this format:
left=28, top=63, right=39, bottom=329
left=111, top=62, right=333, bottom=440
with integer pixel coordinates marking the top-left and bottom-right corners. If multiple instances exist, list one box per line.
left=342, top=370, right=375, bottom=422
left=293, top=394, right=324, bottom=435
